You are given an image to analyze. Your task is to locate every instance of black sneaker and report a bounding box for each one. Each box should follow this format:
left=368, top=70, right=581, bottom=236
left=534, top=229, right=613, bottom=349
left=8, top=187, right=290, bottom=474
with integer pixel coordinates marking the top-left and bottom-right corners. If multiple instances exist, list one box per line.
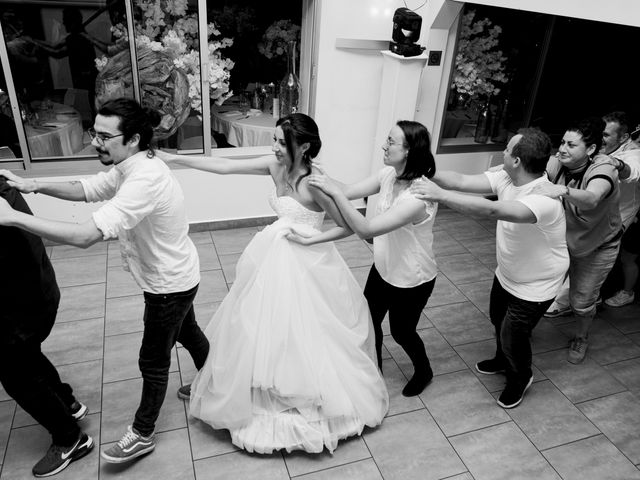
left=497, top=375, right=533, bottom=409
left=70, top=401, right=88, bottom=421
left=177, top=384, right=191, bottom=400
left=476, top=357, right=506, bottom=375
left=32, top=432, right=94, bottom=477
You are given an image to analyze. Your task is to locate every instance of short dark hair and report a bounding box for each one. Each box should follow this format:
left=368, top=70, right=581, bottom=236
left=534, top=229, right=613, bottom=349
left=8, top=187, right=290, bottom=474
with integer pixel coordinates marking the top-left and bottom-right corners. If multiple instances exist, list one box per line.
left=512, top=127, right=552, bottom=174
left=395, top=120, right=436, bottom=181
left=97, top=98, right=161, bottom=152
left=566, top=116, right=605, bottom=157
left=276, top=113, right=322, bottom=189
left=602, top=111, right=629, bottom=136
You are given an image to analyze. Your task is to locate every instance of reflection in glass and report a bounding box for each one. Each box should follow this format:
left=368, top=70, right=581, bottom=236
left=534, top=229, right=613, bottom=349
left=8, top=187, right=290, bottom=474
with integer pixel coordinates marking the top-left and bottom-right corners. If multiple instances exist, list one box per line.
left=442, top=5, right=547, bottom=149
left=0, top=69, right=20, bottom=159
left=0, top=0, right=133, bottom=160
left=206, top=1, right=302, bottom=148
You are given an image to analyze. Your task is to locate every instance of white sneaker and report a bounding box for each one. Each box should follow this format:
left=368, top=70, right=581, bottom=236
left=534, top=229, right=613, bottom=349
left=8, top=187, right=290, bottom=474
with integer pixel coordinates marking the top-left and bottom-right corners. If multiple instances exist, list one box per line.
left=605, top=290, right=635, bottom=308
left=544, top=301, right=571, bottom=318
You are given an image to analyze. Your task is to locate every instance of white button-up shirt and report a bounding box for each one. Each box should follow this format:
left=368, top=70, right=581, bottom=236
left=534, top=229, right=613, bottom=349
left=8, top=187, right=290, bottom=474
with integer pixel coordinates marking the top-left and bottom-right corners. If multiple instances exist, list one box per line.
left=81, top=151, right=199, bottom=294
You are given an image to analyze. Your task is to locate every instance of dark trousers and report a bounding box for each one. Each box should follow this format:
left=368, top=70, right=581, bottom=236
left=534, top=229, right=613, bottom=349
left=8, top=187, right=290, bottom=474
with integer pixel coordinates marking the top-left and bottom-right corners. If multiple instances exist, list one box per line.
left=133, top=284, right=209, bottom=436
left=489, top=276, right=553, bottom=383
left=0, top=309, right=80, bottom=446
left=364, top=265, right=435, bottom=373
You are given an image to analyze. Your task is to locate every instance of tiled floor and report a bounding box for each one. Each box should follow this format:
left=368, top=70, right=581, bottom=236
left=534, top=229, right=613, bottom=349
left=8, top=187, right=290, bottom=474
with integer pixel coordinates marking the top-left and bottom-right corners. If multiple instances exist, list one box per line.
left=1, top=207, right=640, bottom=479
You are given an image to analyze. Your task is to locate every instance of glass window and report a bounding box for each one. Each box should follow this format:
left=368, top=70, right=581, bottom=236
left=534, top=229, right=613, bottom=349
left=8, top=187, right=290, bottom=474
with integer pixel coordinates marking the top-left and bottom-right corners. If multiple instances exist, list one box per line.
left=440, top=4, right=640, bottom=153
left=0, top=0, right=133, bottom=161
left=206, top=0, right=302, bottom=148
left=0, top=65, right=20, bottom=160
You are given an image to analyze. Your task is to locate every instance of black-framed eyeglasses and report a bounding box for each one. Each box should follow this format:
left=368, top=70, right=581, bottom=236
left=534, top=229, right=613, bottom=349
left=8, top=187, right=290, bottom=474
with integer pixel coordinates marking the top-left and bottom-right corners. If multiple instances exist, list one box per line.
left=88, top=127, right=124, bottom=146
left=384, top=138, right=407, bottom=148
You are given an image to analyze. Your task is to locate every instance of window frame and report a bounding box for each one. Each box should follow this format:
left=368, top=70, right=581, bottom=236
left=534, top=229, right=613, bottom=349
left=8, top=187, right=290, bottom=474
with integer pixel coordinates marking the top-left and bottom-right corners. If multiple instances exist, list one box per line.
left=0, top=0, right=317, bottom=177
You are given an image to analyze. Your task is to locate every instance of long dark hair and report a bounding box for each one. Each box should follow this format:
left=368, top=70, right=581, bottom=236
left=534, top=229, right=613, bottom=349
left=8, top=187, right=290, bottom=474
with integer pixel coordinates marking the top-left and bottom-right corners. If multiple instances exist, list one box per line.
left=395, top=120, right=436, bottom=181
left=98, top=98, right=161, bottom=155
left=276, top=113, right=322, bottom=190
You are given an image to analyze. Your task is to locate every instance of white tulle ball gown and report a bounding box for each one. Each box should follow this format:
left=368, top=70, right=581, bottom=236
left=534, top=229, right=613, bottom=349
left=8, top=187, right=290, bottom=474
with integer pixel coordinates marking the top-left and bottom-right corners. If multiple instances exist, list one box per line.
left=189, top=191, right=389, bottom=454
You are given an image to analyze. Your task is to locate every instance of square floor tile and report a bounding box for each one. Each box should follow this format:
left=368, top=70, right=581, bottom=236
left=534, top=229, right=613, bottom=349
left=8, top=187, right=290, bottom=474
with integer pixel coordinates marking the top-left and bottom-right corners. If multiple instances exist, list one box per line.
left=43, top=318, right=104, bottom=367
left=436, top=253, right=494, bottom=285
left=364, top=409, right=466, bottom=480
left=604, top=357, right=640, bottom=396
left=450, top=422, right=560, bottom=480
left=284, top=435, right=370, bottom=477
left=533, top=350, right=626, bottom=403
left=196, top=242, right=222, bottom=271
left=425, top=302, right=494, bottom=346
left=193, top=449, right=289, bottom=480
left=187, top=415, right=238, bottom=460
left=0, top=400, right=15, bottom=461
left=543, top=434, right=640, bottom=480
left=57, top=283, right=106, bottom=323
left=419, top=370, right=509, bottom=436
left=292, top=458, right=383, bottom=480
left=52, top=255, right=107, bottom=288
left=105, top=294, right=144, bottom=336
left=578, top=391, right=640, bottom=464
left=505, top=380, right=599, bottom=450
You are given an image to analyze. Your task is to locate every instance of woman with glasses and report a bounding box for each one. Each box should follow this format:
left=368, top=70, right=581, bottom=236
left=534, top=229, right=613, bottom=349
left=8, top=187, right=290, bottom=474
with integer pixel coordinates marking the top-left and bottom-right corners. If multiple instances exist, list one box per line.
left=302, top=120, right=438, bottom=397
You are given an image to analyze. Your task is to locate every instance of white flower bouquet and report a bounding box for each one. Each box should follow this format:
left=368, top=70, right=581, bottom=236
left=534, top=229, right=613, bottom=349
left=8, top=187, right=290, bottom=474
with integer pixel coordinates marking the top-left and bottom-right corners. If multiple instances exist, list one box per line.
left=95, top=0, right=234, bottom=137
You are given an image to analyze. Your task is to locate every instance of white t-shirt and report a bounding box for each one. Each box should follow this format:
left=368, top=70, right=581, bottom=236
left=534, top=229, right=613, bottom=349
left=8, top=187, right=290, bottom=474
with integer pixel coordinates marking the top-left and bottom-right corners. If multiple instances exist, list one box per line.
left=81, top=151, right=200, bottom=294
left=373, top=167, right=438, bottom=288
left=485, top=170, right=569, bottom=302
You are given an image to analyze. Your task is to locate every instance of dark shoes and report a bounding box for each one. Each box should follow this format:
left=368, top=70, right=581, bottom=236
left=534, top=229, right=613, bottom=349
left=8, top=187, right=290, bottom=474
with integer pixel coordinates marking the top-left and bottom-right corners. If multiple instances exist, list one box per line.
left=497, top=375, right=533, bottom=409
left=70, top=401, right=88, bottom=421
left=32, top=432, right=94, bottom=477
left=476, top=357, right=506, bottom=375
left=177, top=384, right=191, bottom=400
left=402, top=367, right=433, bottom=397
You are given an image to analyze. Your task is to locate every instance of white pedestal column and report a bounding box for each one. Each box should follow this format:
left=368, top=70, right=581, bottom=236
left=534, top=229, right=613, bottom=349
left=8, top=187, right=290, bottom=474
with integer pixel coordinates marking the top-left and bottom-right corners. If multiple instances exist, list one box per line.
left=366, top=50, right=428, bottom=221
left=371, top=50, right=429, bottom=174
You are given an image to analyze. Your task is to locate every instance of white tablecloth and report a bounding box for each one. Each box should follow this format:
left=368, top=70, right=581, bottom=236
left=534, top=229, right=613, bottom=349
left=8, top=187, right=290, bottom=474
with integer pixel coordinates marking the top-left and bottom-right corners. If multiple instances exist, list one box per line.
left=211, top=106, right=276, bottom=147
left=25, top=103, right=83, bottom=158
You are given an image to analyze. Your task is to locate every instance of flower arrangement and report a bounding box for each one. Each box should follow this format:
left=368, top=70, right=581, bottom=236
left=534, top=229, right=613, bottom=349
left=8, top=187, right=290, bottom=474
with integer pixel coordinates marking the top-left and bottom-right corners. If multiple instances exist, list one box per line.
left=452, top=10, right=507, bottom=101
left=258, top=19, right=300, bottom=62
left=95, top=0, right=234, bottom=137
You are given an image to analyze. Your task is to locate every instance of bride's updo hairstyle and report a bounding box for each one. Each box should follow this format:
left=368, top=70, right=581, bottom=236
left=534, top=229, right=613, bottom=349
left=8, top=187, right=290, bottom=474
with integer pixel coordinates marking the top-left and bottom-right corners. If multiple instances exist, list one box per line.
left=276, top=113, right=322, bottom=189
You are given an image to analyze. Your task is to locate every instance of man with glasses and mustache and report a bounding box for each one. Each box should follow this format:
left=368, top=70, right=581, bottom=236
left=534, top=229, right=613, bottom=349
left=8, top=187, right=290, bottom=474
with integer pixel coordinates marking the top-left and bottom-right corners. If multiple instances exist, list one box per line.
left=0, top=97, right=209, bottom=467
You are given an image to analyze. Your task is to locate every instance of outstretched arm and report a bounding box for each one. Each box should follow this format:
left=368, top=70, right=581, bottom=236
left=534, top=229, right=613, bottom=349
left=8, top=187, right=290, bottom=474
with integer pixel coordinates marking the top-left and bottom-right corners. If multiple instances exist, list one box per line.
left=432, top=170, right=493, bottom=194
left=0, top=169, right=86, bottom=201
left=533, top=177, right=612, bottom=211
left=0, top=197, right=103, bottom=247
left=156, top=150, right=274, bottom=175
left=411, top=178, right=536, bottom=223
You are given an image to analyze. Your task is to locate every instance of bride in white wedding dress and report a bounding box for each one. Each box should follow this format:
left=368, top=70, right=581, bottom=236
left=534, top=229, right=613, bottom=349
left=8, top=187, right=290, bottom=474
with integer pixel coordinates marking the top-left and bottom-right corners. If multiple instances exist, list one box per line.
left=158, top=113, right=388, bottom=454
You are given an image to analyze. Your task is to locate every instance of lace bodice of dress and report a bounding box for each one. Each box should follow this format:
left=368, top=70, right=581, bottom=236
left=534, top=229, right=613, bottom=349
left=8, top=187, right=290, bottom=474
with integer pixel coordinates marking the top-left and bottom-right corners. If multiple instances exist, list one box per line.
left=269, top=190, right=325, bottom=229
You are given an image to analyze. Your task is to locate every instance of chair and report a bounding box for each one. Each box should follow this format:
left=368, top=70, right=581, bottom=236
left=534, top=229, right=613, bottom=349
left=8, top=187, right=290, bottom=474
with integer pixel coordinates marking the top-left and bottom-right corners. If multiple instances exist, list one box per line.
left=0, top=145, right=17, bottom=159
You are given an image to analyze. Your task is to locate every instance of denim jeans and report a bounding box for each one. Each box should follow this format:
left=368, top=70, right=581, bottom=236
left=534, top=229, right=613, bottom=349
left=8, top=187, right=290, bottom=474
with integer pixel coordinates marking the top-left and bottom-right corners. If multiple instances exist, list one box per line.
left=489, top=277, right=553, bottom=384
left=569, top=238, right=621, bottom=315
left=133, top=284, right=209, bottom=436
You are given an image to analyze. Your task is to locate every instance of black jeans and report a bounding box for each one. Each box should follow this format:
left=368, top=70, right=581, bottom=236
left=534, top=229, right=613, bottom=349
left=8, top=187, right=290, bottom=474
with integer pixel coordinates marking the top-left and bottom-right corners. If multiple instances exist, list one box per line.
left=133, top=284, right=209, bottom=436
left=489, top=276, right=553, bottom=384
left=364, top=265, right=435, bottom=373
left=0, top=308, right=80, bottom=446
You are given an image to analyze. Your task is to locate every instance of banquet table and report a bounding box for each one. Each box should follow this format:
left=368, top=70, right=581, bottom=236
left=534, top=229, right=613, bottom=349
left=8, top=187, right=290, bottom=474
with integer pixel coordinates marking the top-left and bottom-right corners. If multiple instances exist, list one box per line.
left=211, top=104, right=276, bottom=147
left=25, top=102, right=83, bottom=158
